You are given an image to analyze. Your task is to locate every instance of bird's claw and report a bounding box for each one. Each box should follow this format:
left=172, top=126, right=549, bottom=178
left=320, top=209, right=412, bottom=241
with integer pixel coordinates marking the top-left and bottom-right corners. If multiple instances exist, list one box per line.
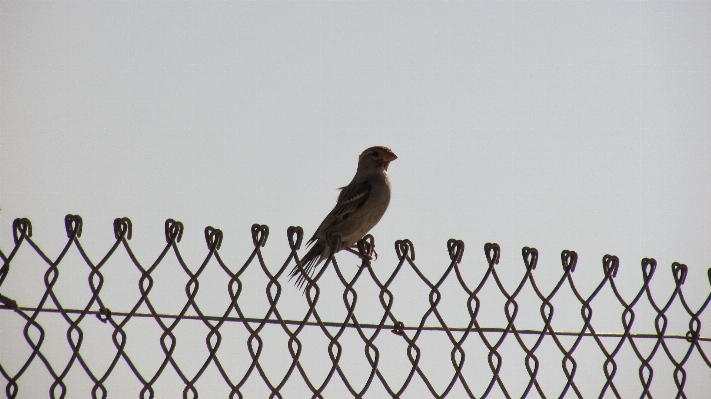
left=345, top=246, right=375, bottom=263
left=350, top=244, right=377, bottom=260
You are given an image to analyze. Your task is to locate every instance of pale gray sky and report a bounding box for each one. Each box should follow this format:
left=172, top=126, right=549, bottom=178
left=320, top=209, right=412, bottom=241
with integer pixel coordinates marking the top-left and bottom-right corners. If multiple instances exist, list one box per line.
left=1, top=1, right=710, bottom=398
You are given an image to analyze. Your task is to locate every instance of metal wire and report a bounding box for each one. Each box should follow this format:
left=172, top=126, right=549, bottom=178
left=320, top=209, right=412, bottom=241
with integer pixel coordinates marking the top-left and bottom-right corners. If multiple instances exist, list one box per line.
left=0, top=215, right=709, bottom=399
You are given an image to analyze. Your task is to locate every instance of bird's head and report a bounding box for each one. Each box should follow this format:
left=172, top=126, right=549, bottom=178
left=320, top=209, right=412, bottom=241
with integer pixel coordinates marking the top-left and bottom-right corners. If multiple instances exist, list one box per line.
left=357, top=146, right=398, bottom=172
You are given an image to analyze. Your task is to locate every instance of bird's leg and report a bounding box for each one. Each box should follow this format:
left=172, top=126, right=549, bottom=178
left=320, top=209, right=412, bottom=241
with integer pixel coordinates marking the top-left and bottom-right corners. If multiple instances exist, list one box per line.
left=348, top=245, right=378, bottom=260
left=345, top=247, right=373, bottom=262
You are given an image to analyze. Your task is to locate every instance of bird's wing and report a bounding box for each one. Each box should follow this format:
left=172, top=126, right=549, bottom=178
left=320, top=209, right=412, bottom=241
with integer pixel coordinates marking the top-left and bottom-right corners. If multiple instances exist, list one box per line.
left=308, top=179, right=372, bottom=246
left=330, top=179, right=372, bottom=218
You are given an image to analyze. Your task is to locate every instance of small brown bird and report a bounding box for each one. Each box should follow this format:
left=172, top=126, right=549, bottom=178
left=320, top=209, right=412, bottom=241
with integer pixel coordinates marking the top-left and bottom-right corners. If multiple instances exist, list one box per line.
left=289, top=146, right=397, bottom=290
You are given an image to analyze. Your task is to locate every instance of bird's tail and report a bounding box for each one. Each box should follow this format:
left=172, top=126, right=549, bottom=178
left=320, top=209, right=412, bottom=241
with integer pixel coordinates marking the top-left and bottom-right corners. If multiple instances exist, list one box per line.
left=288, top=242, right=327, bottom=291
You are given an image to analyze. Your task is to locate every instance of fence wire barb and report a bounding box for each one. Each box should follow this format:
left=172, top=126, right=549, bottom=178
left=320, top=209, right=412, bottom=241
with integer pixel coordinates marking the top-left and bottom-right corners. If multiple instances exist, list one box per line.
left=1, top=215, right=710, bottom=399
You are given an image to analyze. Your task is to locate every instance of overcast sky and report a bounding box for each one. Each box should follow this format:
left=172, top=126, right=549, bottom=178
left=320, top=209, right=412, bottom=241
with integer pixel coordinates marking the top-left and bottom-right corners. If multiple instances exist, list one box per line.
left=1, top=1, right=710, bottom=398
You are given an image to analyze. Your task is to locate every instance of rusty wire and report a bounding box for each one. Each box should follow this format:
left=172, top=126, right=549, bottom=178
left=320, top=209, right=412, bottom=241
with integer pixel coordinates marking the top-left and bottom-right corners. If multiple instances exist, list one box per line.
left=0, top=215, right=709, bottom=399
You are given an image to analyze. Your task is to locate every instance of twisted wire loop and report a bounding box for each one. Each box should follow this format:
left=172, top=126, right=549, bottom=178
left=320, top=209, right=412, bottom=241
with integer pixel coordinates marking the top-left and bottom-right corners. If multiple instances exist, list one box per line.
left=0, top=217, right=710, bottom=399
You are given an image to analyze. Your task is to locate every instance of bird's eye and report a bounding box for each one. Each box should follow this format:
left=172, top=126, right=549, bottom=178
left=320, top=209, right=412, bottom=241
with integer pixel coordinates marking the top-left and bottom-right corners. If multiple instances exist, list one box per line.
left=372, top=151, right=380, bottom=157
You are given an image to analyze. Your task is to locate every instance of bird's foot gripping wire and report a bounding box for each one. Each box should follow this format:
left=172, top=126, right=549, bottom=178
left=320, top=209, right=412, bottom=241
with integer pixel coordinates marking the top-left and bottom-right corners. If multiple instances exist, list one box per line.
left=345, top=246, right=376, bottom=262
left=348, top=244, right=378, bottom=260
left=346, top=235, right=377, bottom=263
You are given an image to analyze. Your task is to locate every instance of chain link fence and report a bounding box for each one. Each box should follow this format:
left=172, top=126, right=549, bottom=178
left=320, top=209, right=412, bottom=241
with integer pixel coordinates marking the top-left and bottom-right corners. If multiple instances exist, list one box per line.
left=0, top=215, right=709, bottom=399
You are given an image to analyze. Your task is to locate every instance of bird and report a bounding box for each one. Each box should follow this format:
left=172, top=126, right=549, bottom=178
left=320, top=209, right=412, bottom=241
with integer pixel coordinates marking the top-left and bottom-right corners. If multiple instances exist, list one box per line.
left=289, top=146, right=397, bottom=291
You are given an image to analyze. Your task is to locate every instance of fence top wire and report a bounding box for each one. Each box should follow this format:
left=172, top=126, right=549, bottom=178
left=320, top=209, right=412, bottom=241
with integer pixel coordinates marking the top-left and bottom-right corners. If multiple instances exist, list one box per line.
left=1, top=215, right=710, bottom=399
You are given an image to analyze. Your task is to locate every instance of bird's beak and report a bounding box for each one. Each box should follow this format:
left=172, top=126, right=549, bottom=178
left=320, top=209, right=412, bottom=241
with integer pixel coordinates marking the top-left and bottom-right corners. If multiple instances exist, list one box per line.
left=384, top=153, right=398, bottom=163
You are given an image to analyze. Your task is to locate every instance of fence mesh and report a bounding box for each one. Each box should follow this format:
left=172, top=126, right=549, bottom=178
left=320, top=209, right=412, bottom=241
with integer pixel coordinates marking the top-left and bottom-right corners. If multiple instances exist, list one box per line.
left=0, top=215, right=709, bottom=399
